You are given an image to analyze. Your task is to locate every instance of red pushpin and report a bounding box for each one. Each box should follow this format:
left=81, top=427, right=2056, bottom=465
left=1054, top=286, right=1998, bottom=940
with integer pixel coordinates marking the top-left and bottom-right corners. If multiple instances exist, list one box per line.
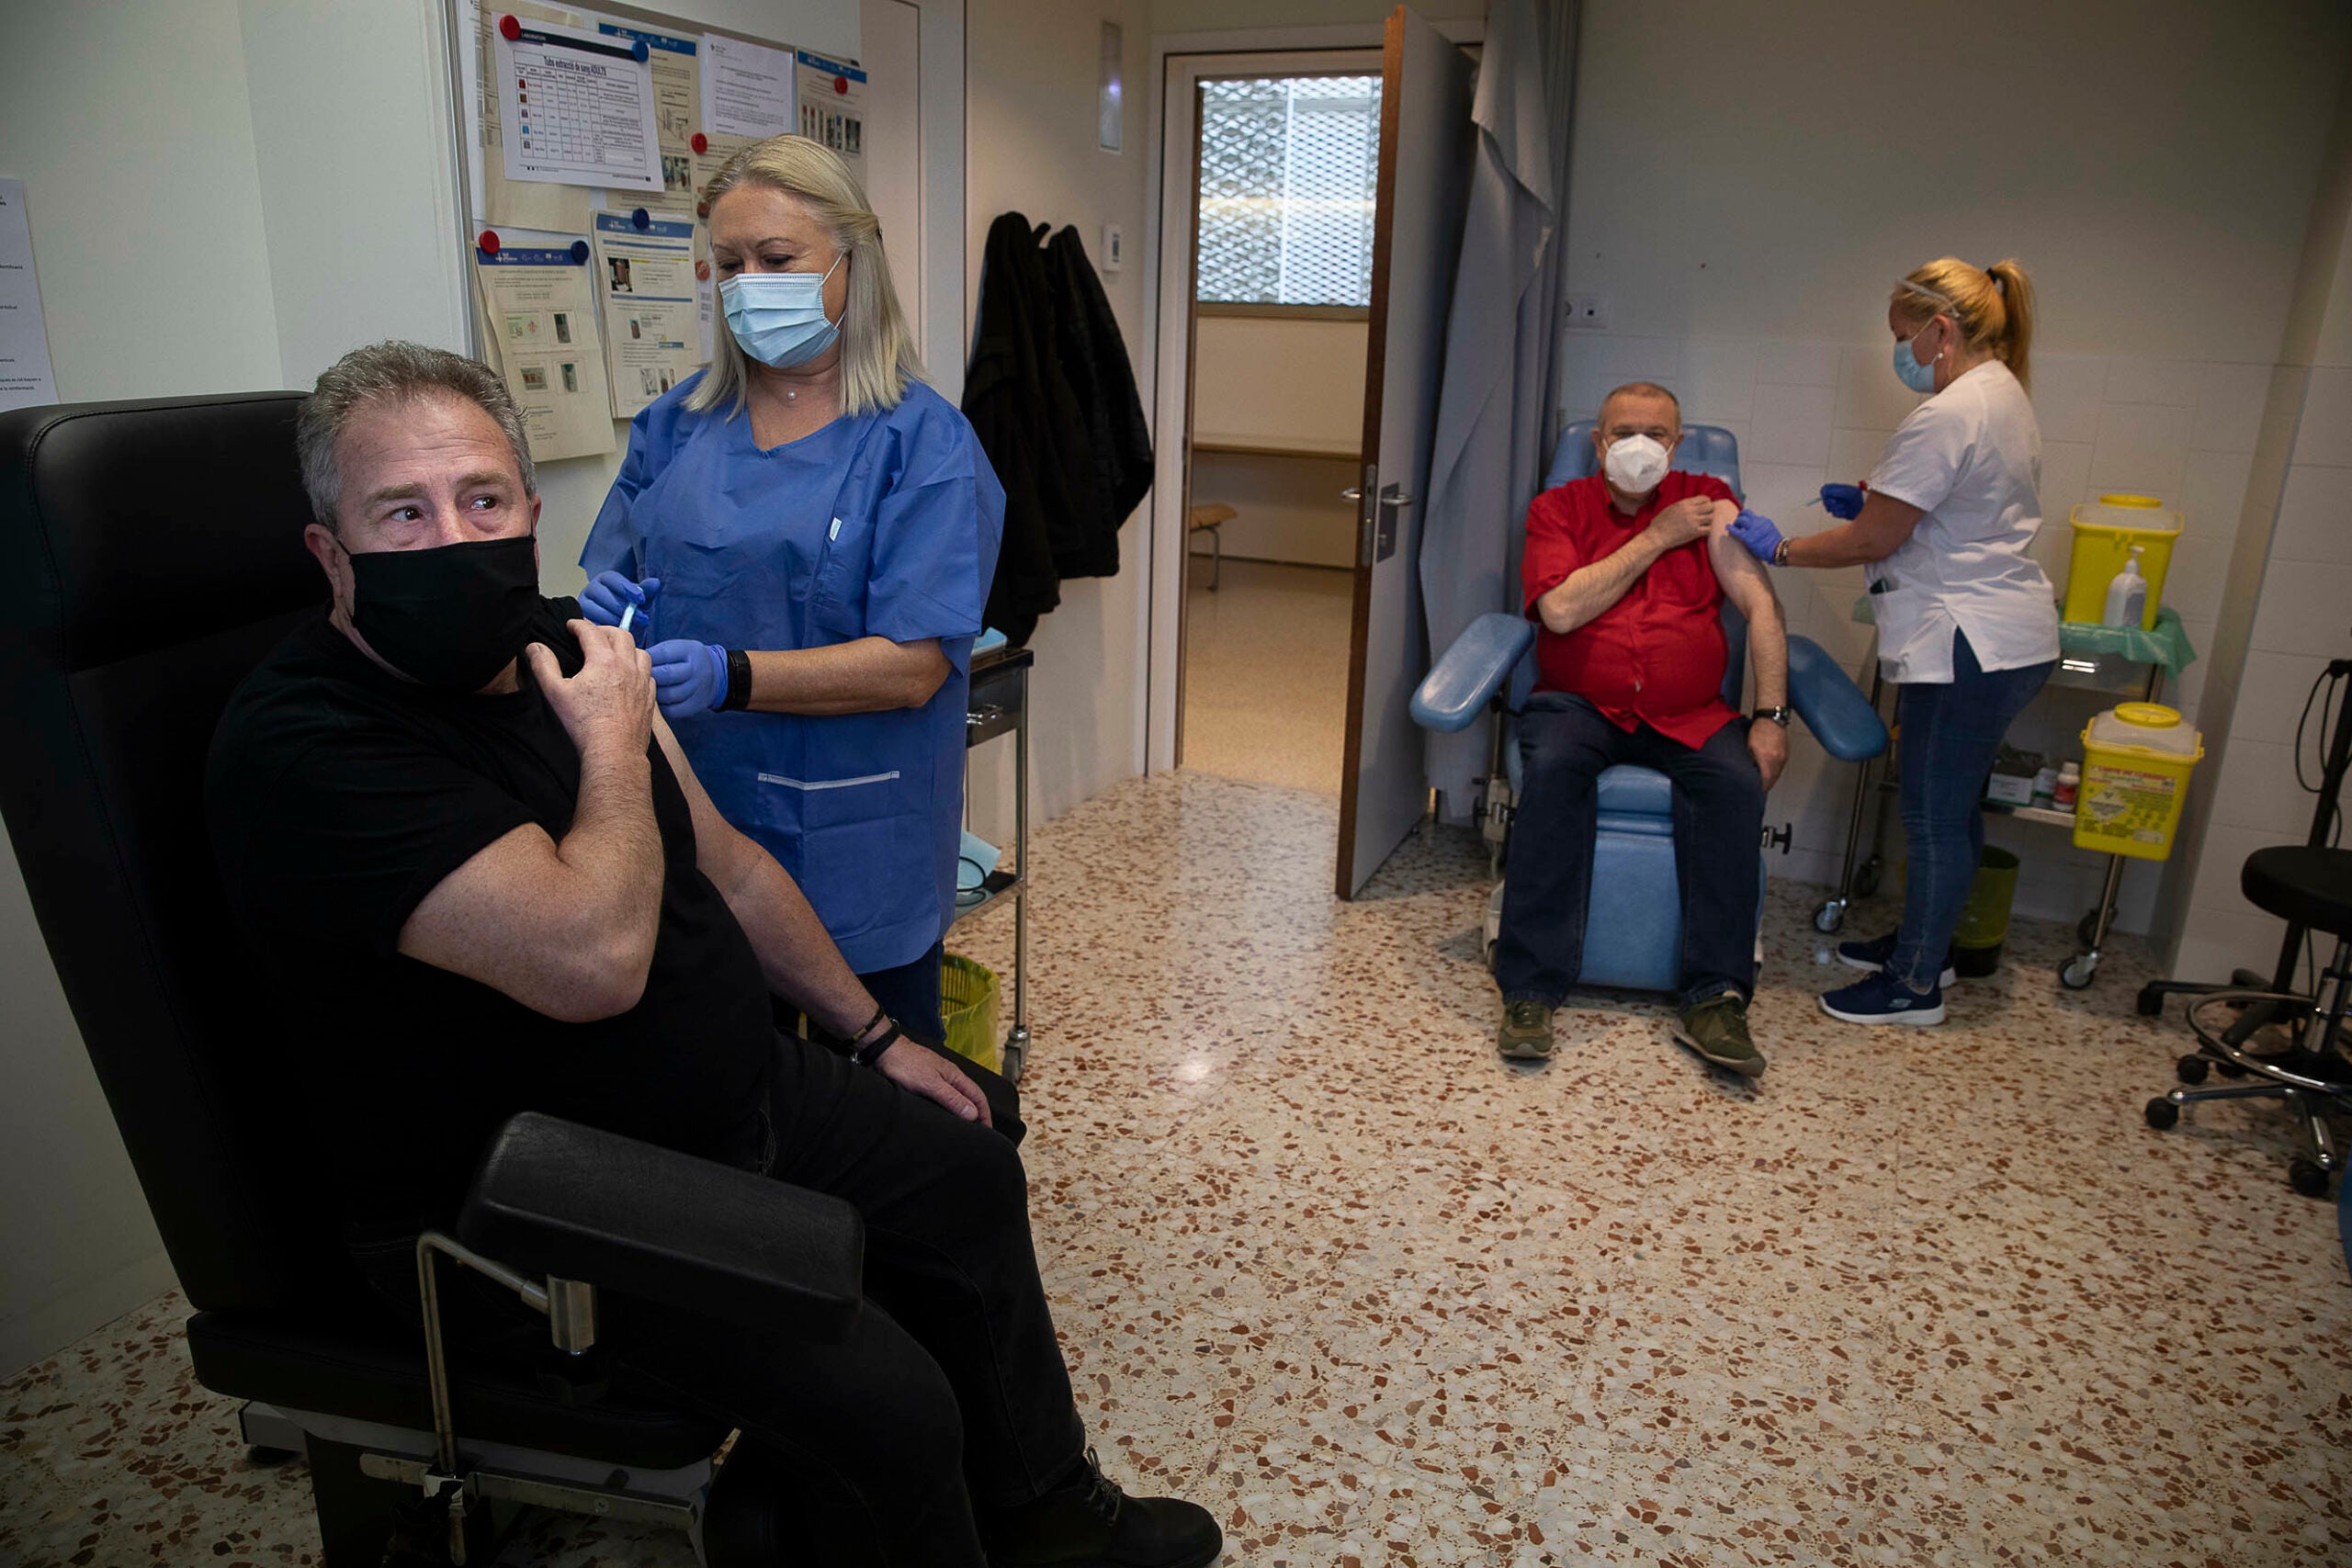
left=695, top=259, right=710, bottom=281
left=834, top=75, right=849, bottom=95
left=477, top=229, right=501, bottom=256
left=690, top=132, right=707, bottom=154
left=695, top=200, right=709, bottom=218
left=498, top=13, right=521, bottom=39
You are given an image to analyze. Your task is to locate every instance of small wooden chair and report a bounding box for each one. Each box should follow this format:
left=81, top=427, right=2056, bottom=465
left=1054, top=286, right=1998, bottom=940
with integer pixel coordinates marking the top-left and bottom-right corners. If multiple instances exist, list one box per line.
left=1188, top=502, right=1236, bottom=590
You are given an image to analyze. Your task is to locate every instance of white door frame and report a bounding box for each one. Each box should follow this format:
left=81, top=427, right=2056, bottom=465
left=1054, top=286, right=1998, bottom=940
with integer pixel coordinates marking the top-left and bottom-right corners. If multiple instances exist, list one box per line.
left=1139, top=18, right=1481, bottom=775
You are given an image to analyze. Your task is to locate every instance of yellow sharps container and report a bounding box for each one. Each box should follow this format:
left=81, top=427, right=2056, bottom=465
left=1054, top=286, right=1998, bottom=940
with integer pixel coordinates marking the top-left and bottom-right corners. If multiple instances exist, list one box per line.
left=2074, top=703, right=2203, bottom=862
left=2063, top=495, right=2180, bottom=629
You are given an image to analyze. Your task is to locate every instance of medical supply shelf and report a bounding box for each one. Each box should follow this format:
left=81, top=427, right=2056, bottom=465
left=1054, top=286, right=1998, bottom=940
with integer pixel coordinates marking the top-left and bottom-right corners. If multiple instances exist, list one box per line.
left=959, top=643, right=1032, bottom=1080
left=1817, top=603, right=2197, bottom=991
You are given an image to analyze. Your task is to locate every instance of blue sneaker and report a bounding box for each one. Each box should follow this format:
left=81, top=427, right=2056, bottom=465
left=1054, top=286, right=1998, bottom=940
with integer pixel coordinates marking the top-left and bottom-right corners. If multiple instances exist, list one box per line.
left=1836, top=931, right=1957, bottom=988
left=1819, top=968, right=1946, bottom=1026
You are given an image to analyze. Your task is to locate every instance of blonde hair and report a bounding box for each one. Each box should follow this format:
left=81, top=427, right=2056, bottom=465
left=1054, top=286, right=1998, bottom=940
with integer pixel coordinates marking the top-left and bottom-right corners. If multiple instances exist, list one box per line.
left=691, top=135, right=924, bottom=418
left=1893, top=256, right=2036, bottom=393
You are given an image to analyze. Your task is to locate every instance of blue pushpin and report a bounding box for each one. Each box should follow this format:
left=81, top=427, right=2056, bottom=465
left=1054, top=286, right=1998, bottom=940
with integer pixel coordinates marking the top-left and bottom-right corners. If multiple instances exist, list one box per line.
left=631, top=38, right=649, bottom=62
left=631, top=207, right=650, bottom=231
left=570, top=240, right=590, bottom=264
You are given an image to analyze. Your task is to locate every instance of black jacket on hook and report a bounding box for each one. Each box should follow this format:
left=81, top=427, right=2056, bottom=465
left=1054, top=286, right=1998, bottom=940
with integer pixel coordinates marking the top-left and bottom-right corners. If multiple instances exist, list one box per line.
left=963, top=212, right=1152, bottom=646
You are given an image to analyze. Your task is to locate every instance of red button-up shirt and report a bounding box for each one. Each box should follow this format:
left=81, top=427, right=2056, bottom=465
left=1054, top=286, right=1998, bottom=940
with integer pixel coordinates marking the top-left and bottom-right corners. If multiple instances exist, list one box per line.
left=1521, top=470, right=1740, bottom=749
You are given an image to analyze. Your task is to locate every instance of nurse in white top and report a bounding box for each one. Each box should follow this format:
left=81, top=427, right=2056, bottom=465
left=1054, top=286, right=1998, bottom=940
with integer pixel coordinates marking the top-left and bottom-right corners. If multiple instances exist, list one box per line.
left=1726, top=257, right=2060, bottom=1026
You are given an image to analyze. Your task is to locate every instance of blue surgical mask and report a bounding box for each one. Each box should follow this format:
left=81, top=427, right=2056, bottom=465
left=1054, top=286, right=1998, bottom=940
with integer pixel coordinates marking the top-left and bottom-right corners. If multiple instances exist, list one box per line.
left=720, top=254, right=843, bottom=369
left=1892, top=321, right=1942, bottom=393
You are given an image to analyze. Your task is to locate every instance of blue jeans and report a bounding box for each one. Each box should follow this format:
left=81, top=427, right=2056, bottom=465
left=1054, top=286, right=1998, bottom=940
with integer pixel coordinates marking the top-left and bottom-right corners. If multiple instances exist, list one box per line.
left=1494, top=693, right=1766, bottom=1011
left=1888, top=630, right=2054, bottom=990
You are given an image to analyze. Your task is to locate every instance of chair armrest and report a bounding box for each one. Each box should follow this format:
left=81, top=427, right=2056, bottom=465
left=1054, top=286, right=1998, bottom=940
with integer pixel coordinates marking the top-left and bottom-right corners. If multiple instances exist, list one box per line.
left=1785, top=635, right=1888, bottom=762
left=1412, top=613, right=1535, bottom=733
left=457, top=1112, right=863, bottom=1342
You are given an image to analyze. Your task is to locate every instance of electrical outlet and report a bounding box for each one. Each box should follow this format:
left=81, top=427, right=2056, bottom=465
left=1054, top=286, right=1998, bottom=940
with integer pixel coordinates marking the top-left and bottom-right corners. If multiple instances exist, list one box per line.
left=1565, top=293, right=1609, bottom=330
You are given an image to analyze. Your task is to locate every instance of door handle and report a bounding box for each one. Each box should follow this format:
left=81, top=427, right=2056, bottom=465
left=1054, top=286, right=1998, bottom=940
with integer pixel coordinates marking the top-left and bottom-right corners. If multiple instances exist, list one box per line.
left=1341, top=489, right=1414, bottom=508
left=1340, top=487, right=1363, bottom=501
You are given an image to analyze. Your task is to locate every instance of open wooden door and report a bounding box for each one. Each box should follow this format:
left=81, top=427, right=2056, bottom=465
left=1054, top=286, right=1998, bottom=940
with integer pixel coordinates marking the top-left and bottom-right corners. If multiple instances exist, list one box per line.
left=1334, top=7, right=1476, bottom=897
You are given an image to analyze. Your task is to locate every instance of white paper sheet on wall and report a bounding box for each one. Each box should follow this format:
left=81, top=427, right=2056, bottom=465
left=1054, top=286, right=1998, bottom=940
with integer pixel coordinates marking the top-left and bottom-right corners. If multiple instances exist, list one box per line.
left=700, top=34, right=797, bottom=140
left=0, top=179, right=58, bottom=412
left=598, top=22, right=699, bottom=209
left=495, top=16, right=664, bottom=192
left=795, top=50, right=866, bottom=175
left=590, top=210, right=700, bottom=417
left=471, top=235, right=616, bottom=460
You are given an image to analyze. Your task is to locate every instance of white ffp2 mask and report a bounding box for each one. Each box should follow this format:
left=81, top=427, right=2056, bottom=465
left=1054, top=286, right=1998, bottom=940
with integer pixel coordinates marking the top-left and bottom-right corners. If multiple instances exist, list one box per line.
left=1603, top=434, right=1670, bottom=494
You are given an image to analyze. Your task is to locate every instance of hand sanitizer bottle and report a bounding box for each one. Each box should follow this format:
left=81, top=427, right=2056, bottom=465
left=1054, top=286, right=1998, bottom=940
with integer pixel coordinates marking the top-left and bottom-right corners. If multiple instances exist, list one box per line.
left=2103, top=545, right=2148, bottom=629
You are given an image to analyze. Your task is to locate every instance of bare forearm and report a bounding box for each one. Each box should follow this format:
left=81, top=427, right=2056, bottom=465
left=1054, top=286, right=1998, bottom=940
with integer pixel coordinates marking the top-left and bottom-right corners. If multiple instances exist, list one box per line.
left=1538, top=533, right=1672, bottom=634
left=716, top=840, right=877, bottom=1036
left=1747, top=602, right=1788, bottom=710
left=741, top=637, right=949, bottom=715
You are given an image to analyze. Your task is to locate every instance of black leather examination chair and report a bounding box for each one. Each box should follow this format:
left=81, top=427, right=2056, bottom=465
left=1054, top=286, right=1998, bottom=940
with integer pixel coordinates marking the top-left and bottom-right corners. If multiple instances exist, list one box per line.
left=0, top=393, right=861, bottom=1564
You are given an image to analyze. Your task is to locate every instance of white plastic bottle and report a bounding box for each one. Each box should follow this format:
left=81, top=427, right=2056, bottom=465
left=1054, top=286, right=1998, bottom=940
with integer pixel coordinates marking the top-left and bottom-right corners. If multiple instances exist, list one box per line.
left=2103, top=545, right=2148, bottom=628
left=2054, top=761, right=2080, bottom=810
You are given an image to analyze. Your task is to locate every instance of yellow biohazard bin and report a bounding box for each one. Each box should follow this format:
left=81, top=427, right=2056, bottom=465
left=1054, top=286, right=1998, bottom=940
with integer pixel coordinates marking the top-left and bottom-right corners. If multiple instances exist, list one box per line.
left=2073, top=703, right=2203, bottom=862
left=2063, top=495, right=2181, bottom=630
left=940, top=953, right=1002, bottom=1073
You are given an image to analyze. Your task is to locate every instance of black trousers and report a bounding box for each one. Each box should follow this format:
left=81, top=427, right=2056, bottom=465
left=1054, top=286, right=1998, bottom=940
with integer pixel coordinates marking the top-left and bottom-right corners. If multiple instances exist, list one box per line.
left=359, top=1035, right=1082, bottom=1567
left=1493, top=692, right=1766, bottom=1010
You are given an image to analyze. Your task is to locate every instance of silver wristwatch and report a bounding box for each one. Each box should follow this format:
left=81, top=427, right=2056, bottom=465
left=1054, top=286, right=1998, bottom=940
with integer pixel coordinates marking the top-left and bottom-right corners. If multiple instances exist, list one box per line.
left=1753, top=705, right=1792, bottom=728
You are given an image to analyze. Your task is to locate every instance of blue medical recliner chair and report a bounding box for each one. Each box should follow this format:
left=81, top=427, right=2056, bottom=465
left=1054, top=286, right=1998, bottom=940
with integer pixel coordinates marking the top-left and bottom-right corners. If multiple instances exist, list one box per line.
left=1412, top=422, right=1888, bottom=993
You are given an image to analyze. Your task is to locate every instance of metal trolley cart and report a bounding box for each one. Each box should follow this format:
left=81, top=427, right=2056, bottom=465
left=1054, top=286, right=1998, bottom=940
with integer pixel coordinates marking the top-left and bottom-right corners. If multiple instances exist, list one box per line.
left=1815, top=604, right=2198, bottom=991
left=959, top=643, right=1032, bottom=1080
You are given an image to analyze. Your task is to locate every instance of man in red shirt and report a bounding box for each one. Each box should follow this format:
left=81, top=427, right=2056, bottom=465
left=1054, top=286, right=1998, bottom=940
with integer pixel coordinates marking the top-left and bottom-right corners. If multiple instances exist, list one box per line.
left=1495, top=382, right=1788, bottom=1075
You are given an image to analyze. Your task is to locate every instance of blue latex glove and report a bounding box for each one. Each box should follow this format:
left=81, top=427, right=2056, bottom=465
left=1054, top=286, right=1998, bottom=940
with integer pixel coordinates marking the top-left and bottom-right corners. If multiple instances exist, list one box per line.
left=1726, top=507, right=1785, bottom=564
left=1819, top=483, right=1865, bottom=520
left=579, top=571, right=662, bottom=627
left=650, top=639, right=728, bottom=719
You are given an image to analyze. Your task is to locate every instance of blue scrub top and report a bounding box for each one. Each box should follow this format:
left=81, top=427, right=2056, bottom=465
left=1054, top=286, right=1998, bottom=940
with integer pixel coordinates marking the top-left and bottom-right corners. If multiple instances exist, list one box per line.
left=581, top=374, right=1006, bottom=974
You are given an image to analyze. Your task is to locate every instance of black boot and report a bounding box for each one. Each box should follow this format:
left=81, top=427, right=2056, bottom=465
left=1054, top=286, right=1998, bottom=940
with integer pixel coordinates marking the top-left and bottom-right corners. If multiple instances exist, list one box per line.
left=979, top=1446, right=1223, bottom=1568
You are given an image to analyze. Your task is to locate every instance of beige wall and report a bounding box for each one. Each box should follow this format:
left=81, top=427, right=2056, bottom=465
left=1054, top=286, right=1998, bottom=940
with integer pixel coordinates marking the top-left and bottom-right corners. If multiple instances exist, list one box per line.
left=1556, top=0, right=2352, bottom=932
left=1189, top=313, right=1365, bottom=567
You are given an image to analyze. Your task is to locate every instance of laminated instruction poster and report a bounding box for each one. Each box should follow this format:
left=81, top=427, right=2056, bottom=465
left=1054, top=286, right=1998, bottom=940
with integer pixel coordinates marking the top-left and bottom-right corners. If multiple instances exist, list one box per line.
left=693, top=33, right=797, bottom=211
left=471, top=239, right=615, bottom=461
left=795, top=51, right=867, bottom=177
left=468, top=0, right=595, bottom=231
left=494, top=15, right=664, bottom=192
left=598, top=22, right=699, bottom=209
left=591, top=210, right=701, bottom=417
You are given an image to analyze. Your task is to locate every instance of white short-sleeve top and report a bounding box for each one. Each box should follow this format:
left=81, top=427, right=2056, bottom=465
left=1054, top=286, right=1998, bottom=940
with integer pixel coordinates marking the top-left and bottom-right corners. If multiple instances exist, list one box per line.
left=1864, top=360, right=2062, bottom=683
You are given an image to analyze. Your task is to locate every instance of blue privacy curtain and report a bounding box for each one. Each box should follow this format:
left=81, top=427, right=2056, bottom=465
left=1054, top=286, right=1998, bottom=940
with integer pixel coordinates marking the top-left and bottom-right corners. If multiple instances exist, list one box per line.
left=1415, top=0, right=1579, bottom=819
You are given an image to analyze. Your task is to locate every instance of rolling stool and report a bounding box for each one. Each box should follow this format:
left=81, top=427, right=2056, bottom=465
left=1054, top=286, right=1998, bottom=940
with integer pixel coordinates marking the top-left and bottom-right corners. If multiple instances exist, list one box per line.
left=2147, top=845, right=2352, bottom=1197
left=1188, top=502, right=1234, bottom=590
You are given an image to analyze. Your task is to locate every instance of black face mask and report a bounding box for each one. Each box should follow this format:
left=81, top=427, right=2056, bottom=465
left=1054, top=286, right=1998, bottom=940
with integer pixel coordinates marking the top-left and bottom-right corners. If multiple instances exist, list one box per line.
left=345, top=535, right=542, bottom=692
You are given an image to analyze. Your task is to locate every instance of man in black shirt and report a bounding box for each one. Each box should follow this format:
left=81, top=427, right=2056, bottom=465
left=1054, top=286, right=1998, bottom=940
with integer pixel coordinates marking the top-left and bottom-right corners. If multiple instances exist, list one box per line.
left=206, top=342, right=1217, bottom=1568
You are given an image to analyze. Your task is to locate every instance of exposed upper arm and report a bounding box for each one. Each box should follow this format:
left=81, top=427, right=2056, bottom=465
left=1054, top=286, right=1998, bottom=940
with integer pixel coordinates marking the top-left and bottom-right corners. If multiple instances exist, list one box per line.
left=1851, top=491, right=1928, bottom=561
left=1706, top=502, right=1781, bottom=625
left=398, top=821, right=628, bottom=1021
left=652, top=713, right=762, bottom=896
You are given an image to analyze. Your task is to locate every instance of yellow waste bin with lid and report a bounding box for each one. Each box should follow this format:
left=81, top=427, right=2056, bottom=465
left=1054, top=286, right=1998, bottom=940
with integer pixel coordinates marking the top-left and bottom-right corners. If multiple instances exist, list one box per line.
left=939, top=953, right=1002, bottom=1073
left=2064, top=494, right=2180, bottom=630
left=2073, top=703, right=2203, bottom=862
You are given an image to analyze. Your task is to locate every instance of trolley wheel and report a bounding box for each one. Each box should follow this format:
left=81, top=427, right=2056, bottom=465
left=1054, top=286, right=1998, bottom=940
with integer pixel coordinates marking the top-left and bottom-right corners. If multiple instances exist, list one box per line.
left=2216, top=1057, right=2248, bottom=1079
left=2076, top=911, right=2101, bottom=948
left=2144, top=1097, right=2180, bottom=1130
left=2290, top=1158, right=2332, bottom=1199
left=2061, top=953, right=2099, bottom=990
left=1854, top=859, right=1882, bottom=897
left=1813, top=900, right=1845, bottom=934
left=2136, top=983, right=2165, bottom=1018
left=2175, top=1054, right=2210, bottom=1086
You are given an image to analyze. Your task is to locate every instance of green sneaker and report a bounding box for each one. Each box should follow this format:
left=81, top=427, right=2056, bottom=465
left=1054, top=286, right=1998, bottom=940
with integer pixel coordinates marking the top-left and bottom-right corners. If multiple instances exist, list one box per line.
left=1672, top=993, right=1765, bottom=1077
left=1498, top=998, right=1555, bottom=1061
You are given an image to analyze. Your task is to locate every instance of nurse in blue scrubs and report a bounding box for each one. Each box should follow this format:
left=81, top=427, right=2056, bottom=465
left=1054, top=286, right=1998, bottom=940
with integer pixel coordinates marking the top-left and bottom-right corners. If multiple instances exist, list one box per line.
left=578, top=134, right=1003, bottom=1047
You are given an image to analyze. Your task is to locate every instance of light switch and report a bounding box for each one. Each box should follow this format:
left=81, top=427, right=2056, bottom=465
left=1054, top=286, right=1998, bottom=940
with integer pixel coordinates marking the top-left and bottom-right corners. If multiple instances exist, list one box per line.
left=1100, top=223, right=1125, bottom=272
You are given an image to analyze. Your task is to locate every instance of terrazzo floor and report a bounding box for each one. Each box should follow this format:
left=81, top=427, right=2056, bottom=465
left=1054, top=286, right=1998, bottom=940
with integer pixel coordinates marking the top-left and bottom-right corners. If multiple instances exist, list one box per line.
left=6, top=768, right=2350, bottom=1566
left=1179, top=559, right=1352, bottom=795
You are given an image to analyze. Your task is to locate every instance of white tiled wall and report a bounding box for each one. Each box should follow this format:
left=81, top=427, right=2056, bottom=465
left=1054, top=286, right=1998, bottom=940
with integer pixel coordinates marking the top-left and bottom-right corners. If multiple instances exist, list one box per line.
left=1556, top=332, right=2276, bottom=930
left=2170, top=362, right=2352, bottom=984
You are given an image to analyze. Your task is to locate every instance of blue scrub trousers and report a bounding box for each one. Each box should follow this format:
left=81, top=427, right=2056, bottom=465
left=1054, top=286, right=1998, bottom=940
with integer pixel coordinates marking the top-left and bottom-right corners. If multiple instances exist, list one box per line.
left=1886, top=630, right=2055, bottom=991
left=860, top=939, right=947, bottom=1049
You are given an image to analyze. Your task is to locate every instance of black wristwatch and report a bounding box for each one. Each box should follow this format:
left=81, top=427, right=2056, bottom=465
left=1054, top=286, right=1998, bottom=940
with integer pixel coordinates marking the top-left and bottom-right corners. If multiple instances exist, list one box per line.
left=1753, top=705, right=1792, bottom=728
